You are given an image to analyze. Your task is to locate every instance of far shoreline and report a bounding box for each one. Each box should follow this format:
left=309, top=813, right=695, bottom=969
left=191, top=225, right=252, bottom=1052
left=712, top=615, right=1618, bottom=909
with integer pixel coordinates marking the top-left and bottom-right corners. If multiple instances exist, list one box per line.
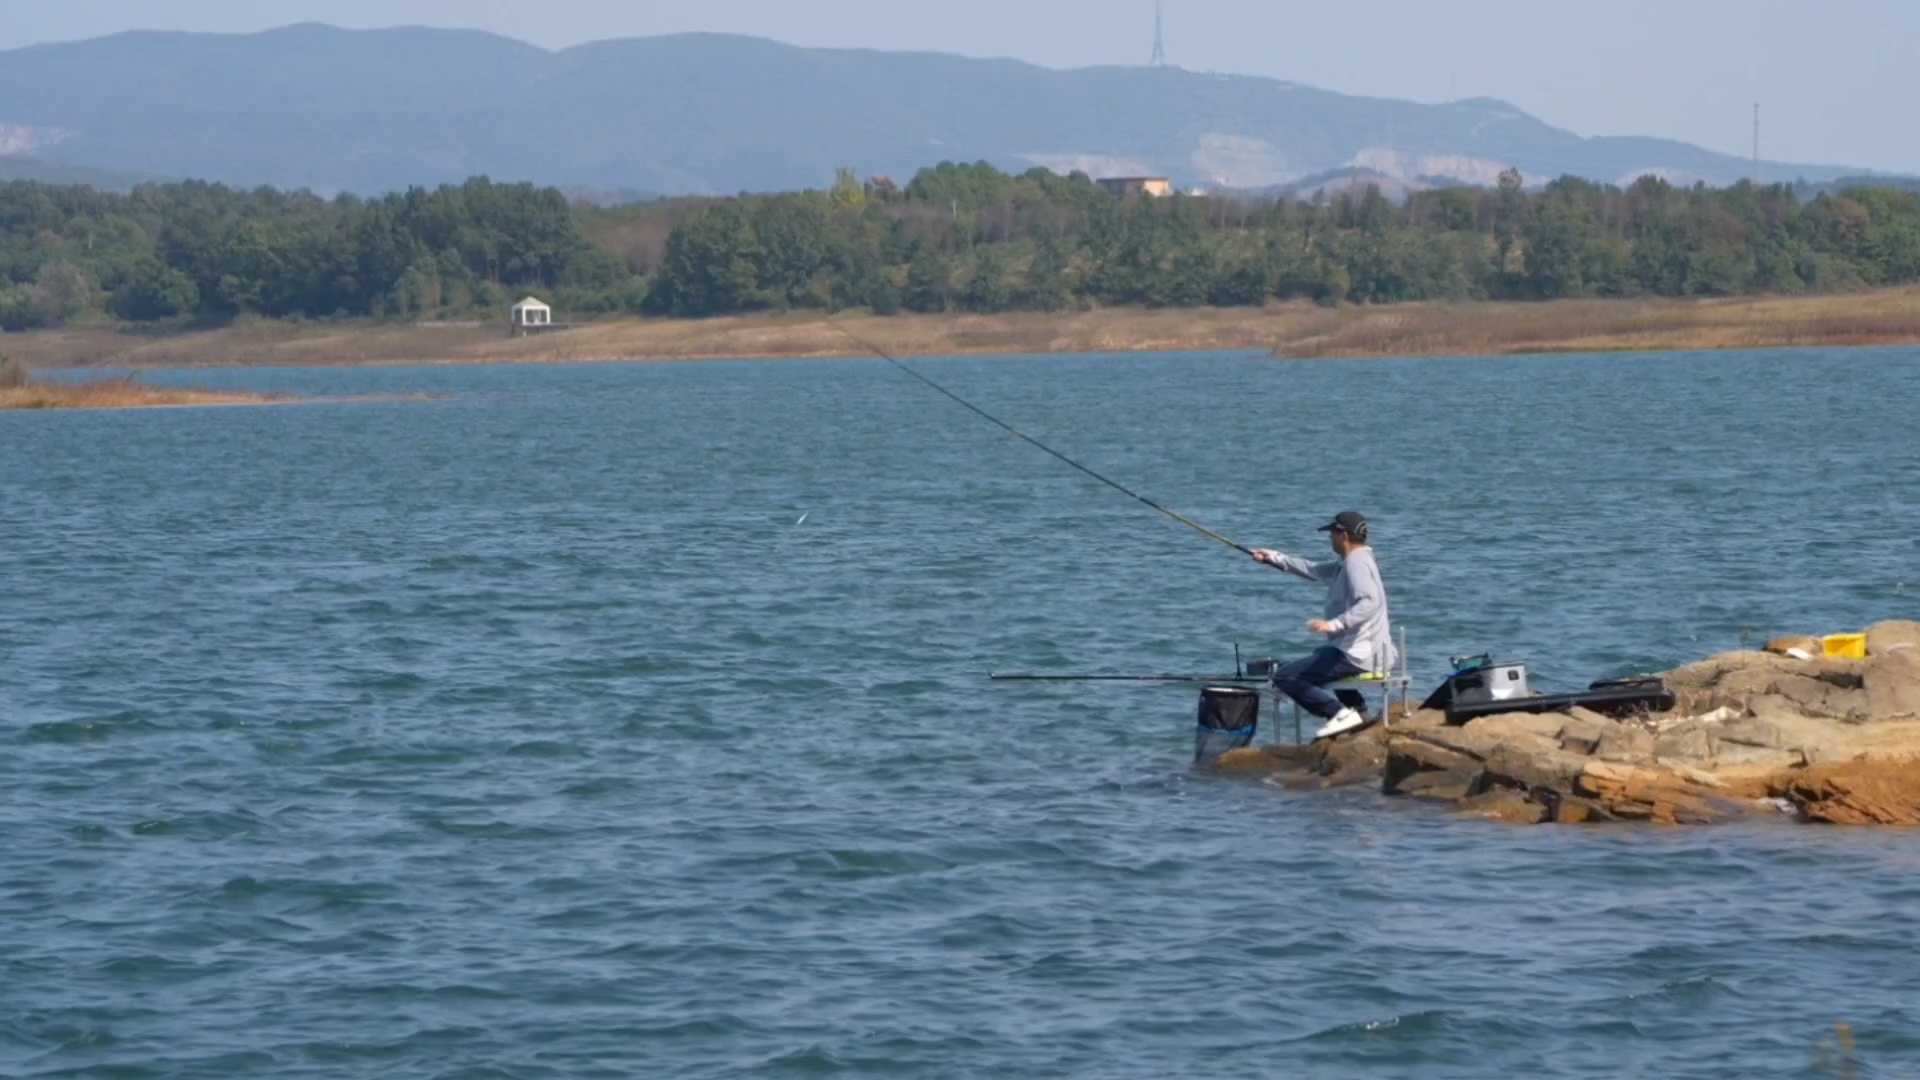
left=6, top=288, right=1919, bottom=370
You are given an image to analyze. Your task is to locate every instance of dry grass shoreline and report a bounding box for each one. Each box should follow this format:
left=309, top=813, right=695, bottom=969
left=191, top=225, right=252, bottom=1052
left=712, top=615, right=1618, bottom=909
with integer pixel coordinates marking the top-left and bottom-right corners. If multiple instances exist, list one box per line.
left=0, top=375, right=292, bottom=410
left=5, top=288, right=1919, bottom=370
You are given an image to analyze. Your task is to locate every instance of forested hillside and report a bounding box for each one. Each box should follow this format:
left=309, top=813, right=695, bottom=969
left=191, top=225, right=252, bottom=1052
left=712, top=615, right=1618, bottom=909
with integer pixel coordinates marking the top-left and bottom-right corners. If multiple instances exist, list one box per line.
left=4, top=164, right=1919, bottom=332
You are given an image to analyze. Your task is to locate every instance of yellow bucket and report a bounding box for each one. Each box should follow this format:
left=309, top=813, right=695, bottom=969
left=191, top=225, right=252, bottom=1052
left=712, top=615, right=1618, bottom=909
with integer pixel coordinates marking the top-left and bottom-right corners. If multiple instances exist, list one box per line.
left=1822, top=633, right=1868, bottom=660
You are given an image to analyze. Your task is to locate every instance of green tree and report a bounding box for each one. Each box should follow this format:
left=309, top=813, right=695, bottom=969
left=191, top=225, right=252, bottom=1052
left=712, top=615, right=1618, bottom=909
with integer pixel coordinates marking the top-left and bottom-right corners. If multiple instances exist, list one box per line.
left=110, top=258, right=200, bottom=321
left=903, top=246, right=953, bottom=313
left=830, top=167, right=867, bottom=208
left=652, top=202, right=762, bottom=316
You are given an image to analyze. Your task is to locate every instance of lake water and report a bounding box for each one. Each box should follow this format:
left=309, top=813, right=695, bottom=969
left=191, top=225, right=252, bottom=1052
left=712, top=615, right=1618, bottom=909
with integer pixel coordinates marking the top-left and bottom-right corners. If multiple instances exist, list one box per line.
left=3, top=348, right=1918, bottom=1078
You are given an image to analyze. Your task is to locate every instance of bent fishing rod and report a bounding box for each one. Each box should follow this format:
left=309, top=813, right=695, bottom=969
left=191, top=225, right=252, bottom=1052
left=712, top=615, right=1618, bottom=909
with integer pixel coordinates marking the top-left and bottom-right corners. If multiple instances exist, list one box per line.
left=825, top=320, right=1252, bottom=558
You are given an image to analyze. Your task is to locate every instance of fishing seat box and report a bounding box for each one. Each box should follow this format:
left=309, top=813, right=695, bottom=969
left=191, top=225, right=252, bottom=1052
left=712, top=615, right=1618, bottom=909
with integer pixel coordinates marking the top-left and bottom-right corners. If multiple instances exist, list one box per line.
left=1447, top=662, right=1531, bottom=707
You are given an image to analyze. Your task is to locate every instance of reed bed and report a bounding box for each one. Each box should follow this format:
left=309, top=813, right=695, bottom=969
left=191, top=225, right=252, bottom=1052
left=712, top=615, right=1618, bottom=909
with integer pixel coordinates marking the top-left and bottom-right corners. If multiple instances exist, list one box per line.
left=0, top=370, right=289, bottom=410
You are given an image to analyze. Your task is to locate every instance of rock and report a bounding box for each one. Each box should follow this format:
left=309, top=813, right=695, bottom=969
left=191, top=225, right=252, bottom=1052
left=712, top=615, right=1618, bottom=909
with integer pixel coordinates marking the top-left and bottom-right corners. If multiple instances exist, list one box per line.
left=1665, top=650, right=1797, bottom=691
left=1708, top=744, right=1806, bottom=770
left=1768, top=635, right=1823, bottom=658
left=1576, top=761, right=1738, bottom=825
left=1464, top=713, right=1569, bottom=741
left=1209, top=747, right=1280, bottom=775
left=1316, top=726, right=1391, bottom=787
left=1259, top=744, right=1323, bottom=771
left=1654, top=721, right=1716, bottom=763
left=1748, top=694, right=1814, bottom=722
left=1409, top=724, right=1507, bottom=761
left=1657, top=705, right=1741, bottom=727
left=1779, top=760, right=1920, bottom=825
left=1668, top=762, right=1726, bottom=789
left=1556, top=708, right=1617, bottom=754
left=1703, top=715, right=1809, bottom=769
left=1402, top=717, right=1599, bottom=805
left=1458, top=788, right=1548, bottom=825
left=1395, top=769, right=1481, bottom=801
left=1234, top=636, right=1920, bottom=828
left=1774, top=673, right=1868, bottom=720
left=1865, top=648, right=1920, bottom=720
left=1806, top=659, right=1867, bottom=689
left=1593, top=724, right=1655, bottom=764
left=1718, top=666, right=1787, bottom=703
left=1484, top=740, right=1591, bottom=795
left=1551, top=796, right=1611, bottom=824
left=1382, top=736, right=1485, bottom=799
left=1718, top=716, right=1790, bottom=749
left=1866, top=620, right=1920, bottom=658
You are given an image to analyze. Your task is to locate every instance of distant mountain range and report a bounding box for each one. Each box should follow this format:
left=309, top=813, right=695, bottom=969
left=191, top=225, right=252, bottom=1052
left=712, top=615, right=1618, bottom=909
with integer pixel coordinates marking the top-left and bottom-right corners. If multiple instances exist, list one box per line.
left=0, top=24, right=1889, bottom=196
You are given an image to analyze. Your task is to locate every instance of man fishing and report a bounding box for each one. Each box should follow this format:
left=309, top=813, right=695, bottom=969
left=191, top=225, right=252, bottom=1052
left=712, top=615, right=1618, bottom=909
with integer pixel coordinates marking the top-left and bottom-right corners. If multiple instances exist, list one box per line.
left=1250, top=510, right=1394, bottom=739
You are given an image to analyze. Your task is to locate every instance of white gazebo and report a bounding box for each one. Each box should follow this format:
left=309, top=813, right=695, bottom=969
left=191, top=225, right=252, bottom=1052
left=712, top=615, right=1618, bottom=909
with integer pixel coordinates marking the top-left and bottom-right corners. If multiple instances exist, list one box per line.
left=510, top=296, right=553, bottom=336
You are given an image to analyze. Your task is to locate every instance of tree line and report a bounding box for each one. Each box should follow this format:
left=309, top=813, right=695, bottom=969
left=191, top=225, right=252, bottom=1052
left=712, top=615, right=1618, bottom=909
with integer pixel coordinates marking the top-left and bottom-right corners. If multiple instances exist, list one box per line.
left=636, top=164, right=1920, bottom=315
left=4, top=163, right=1919, bottom=331
left=0, top=178, right=628, bottom=331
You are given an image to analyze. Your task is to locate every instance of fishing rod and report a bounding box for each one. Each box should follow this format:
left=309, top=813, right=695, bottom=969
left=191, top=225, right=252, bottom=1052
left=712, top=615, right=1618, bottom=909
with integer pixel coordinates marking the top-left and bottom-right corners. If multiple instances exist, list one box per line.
left=825, top=319, right=1252, bottom=557
left=989, top=673, right=1265, bottom=683
left=992, top=646, right=1277, bottom=684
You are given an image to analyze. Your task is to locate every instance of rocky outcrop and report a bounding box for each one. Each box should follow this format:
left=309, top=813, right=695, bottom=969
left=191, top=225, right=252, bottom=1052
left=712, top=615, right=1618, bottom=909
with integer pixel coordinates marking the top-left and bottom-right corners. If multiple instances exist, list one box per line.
left=1867, top=619, right=1920, bottom=658
left=1209, top=621, right=1920, bottom=826
left=1778, top=761, right=1920, bottom=825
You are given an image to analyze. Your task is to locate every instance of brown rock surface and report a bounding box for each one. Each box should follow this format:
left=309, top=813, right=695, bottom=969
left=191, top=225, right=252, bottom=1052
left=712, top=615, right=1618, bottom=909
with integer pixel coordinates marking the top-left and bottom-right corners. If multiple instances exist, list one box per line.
left=1773, top=673, right=1869, bottom=720
left=1317, top=726, right=1392, bottom=787
left=1866, top=620, right=1920, bottom=658
left=1208, top=747, right=1279, bottom=775
left=1575, top=761, right=1744, bottom=825
left=1865, top=649, right=1920, bottom=720
left=1550, top=796, right=1612, bottom=824
left=1458, top=788, right=1549, bottom=825
left=1203, top=633, right=1920, bottom=826
left=1382, top=736, right=1485, bottom=798
left=1201, top=725, right=1392, bottom=787
left=1777, top=760, right=1920, bottom=825
left=1593, top=723, right=1654, bottom=763
left=1653, top=720, right=1715, bottom=762
left=1485, top=740, right=1592, bottom=795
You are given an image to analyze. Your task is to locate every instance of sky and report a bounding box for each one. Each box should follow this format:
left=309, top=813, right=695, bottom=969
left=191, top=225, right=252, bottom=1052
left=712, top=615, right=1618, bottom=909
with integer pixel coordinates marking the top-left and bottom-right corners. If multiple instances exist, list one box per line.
left=5, top=0, right=1918, bottom=173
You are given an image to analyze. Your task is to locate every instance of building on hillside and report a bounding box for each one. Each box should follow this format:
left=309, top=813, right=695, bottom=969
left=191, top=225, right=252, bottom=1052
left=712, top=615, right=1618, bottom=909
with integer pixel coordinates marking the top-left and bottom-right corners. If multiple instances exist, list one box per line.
left=1096, top=176, right=1174, bottom=198
left=510, top=296, right=553, bottom=337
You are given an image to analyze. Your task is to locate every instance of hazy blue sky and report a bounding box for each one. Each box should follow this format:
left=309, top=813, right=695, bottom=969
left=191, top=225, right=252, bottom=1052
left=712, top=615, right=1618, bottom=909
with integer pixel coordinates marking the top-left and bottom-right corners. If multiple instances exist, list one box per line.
left=7, top=0, right=1917, bottom=172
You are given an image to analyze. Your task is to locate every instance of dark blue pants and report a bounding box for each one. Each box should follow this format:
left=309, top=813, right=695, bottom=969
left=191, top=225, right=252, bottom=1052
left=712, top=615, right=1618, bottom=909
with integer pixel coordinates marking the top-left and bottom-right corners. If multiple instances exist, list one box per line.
left=1272, top=646, right=1365, bottom=720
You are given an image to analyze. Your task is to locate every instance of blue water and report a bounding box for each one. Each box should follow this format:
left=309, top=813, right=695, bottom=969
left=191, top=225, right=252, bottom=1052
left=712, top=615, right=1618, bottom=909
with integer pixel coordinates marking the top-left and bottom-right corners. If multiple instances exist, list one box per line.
left=3, top=348, right=1918, bottom=1078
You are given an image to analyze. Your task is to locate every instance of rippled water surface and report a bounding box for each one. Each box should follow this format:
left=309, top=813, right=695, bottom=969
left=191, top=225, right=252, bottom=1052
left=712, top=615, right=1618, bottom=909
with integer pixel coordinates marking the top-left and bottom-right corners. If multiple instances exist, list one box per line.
left=5, top=348, right=1920, bottom=1078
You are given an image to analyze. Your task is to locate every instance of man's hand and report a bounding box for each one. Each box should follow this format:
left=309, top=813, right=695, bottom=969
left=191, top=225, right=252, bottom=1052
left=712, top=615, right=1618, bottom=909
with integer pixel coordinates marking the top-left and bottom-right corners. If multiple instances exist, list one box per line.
left=1307, top=619, right=1336, bottom=634
left=1251, top=548, right=1281, bottom=567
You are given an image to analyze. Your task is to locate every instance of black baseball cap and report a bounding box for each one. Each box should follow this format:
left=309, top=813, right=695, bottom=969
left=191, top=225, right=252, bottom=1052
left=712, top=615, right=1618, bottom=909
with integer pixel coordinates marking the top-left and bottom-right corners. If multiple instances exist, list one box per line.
left=1317, top=511, right=1369, bottom=536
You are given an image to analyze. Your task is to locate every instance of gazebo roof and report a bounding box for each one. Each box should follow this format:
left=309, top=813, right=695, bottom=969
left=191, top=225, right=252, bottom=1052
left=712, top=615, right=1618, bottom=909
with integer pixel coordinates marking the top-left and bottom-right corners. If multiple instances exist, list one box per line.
left=511, top=296, right=550, bottom=310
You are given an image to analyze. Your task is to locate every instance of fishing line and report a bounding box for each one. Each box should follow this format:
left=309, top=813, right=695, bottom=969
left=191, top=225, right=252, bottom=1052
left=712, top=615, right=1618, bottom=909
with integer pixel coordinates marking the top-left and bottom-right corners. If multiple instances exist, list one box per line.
left=825, top=320, right=1251, bottom=556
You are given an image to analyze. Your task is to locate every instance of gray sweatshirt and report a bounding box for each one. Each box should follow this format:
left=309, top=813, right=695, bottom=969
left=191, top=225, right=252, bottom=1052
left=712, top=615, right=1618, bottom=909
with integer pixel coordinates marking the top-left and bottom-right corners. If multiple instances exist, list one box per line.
left=1267, top=547, right=1395, bottom=671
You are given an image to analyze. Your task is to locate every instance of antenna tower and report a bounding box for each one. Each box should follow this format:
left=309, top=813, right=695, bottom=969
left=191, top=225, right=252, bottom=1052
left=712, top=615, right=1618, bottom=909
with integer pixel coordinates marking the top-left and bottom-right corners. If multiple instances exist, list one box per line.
left=1151, top=1, right=1167, bottom=66
left=1752, top=103, right=1761, bottom=185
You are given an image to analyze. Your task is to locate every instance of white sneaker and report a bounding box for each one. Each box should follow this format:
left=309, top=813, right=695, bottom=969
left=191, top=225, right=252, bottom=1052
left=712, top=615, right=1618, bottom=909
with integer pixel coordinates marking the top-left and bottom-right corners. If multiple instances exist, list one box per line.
left=1314, top=707, right=1369, bottom=740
